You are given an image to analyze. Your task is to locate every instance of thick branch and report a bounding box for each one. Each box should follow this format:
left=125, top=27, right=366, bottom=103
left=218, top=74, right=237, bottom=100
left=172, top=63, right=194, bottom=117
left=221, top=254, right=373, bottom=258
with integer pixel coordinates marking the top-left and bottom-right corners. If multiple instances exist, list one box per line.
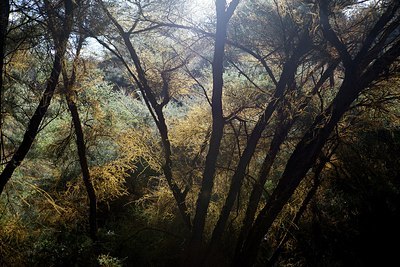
left=235, top=37, right=400, bottom=266
left=355, top=1, right=400, bottom=63
left=319, top=0, right=353, bottom=68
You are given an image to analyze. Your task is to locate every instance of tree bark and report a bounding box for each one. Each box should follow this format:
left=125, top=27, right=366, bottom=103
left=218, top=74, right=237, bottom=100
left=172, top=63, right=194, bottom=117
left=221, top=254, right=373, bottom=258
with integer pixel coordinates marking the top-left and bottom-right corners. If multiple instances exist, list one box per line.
left=0, top=0, right=10, bottom=165
left=235, top=39, right=400, bottom=264
left=189, top=0, right=240, bottom=250
left=66, top=94, right=98, bottom=240
left=233, top=118, right=293, bottom=258
left=183, top=1, right=239, bottom=265
left=235, top=73, right=359, bottom=266
left=190, top=0, right=229, bottom=245
left=0, top=0, right=9, bottom=91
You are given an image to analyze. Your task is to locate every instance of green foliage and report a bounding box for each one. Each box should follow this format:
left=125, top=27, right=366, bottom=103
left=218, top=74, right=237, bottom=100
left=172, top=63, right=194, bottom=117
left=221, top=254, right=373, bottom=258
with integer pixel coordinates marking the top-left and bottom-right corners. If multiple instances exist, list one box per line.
left=1, top=0, right=400, bottom=266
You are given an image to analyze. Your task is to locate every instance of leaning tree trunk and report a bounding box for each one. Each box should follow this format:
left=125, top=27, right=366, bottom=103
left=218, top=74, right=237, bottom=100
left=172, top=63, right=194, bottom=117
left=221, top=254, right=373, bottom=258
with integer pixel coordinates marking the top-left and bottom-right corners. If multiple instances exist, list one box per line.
left=267, top=154, right=330, bottom=267
left=62, top=35, right=97, bottom=240
left=65, top=92, right=98, bottom=240
left=0, top=0, right=74, bottom=195
left=99, top=0, right=192, bottom=228
left=208, top=36, right=311, bottom=254
left=235, top=72, right=359, bottom=266
left=234, top=60, right=338, bottom=256
left=234, top=2, right=400, bottom=264
left=0, top=0, right=10, bottom=166
left=235, top=38, right=400, bottom=265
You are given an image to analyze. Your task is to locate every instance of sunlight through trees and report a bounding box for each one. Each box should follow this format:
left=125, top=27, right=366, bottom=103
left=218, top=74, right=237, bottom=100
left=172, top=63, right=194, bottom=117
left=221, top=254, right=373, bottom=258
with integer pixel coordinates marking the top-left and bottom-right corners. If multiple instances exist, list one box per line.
left=1, top=0, right=400, bottom=266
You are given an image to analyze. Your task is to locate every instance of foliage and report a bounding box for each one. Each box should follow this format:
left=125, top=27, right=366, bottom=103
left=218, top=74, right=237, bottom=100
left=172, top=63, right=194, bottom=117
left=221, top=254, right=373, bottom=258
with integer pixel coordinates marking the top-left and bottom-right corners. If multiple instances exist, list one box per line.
left=98, top=254, right=124, bottom=267
left=1, top=0, right=400, bottom=266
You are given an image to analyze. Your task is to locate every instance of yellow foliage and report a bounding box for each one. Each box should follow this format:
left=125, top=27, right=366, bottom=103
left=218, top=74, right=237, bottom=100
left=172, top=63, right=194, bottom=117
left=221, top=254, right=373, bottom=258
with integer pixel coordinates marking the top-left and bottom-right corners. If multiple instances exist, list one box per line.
left=90, top=162, right=130, bottom=201
left=6, top=50, right=32, bottom=73
left=65, top=127, right=162, bottom=203
left=0, top=213, right=28, bottom=246
left=135, top=177, right=176, bottom=224
left=116, top=128, right=163, bottom=173
left=169, top=71, right=197, bottom=98
left=168, top=103, right=211, bottom=152
left=0, top=213, right=28, bottom=265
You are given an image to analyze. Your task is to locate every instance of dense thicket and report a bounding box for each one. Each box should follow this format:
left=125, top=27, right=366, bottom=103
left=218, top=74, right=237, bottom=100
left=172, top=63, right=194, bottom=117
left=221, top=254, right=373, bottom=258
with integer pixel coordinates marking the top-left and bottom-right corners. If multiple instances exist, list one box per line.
left=1, top=0, right=399, bottom=266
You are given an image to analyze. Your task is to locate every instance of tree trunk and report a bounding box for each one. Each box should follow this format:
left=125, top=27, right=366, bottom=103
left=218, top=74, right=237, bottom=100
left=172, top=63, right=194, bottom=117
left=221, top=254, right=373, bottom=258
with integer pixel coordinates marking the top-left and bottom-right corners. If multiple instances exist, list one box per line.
left=122, top=32, right=192, bottom=230
left=234, top=46, right=399, bottom=264
left=234, top=75, right=358, bottom=266
left=267, top=155, right=329, bottom=267
left=0, top=0, right=73, bottom=195
left=185, top=0, right=239, bottom=265
left=208, top=33, right=312, bottom=254
left=0, top=0, right=9, bottom=91
left=0, top=0, right=10, bottom=165
left=186, top=0, right=229, bottom=260
left=99, top=1, right=192, bottom=228
left=234, top=60, right=338, bottom=256
left=234, top=118, right=293, bottom=257
left=62, top=36, right=97, bottom=240
left=66, top=94, right=98, bottom=240
left=234, top=3, right=400, bottom=262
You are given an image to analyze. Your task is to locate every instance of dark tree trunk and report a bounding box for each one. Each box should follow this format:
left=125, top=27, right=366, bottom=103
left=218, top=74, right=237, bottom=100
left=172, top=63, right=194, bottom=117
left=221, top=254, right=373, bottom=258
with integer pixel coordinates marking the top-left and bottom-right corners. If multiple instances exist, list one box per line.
left=62, top=36, right=97, bottom=240
left=186, top=1, right=230, bottom=262
left=157, top=108, right=192, bottom=228
left=207, top=34, right=312, bottom=255
left=0, top=0, right=9, bottom=98
left=234, top=60, right=338, bottom=256
left=0, top=0, right=10, bottom=165
left=185, top=0, right=239, bottom=265
left=267, top=155, right=329, bottom=267
left=235, top=40, right=400, bottom=263
left=190, top=0, right=228, bottom=245
left=234, top=74, right=359, bottom=266
left=0, top=0, right=73, bottom=195
left=122, top=32, right=191, bottom=229
left=66, top=95, right=98, bottom=240
left=99, top=1, right=192, bottom=228
left=234, top=118, right=293, bottom=257
left=233, top=2, right=400, bottom=264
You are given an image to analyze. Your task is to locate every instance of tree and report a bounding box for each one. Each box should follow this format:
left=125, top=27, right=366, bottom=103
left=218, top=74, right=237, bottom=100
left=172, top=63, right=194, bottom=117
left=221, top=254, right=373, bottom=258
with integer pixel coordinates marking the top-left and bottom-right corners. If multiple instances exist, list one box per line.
left=87, top=0, right=400, bottom=265
left=62, top=32, right=98, bottom=239
left=0, top=0, right=10, bottom=163
left=187, top=1, right=240, bottom=264
left=235, top=1, right=400, bottom=265
left=0, top=0, right=74, bottom=194
left=2, top=0, right=399, bottom=265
